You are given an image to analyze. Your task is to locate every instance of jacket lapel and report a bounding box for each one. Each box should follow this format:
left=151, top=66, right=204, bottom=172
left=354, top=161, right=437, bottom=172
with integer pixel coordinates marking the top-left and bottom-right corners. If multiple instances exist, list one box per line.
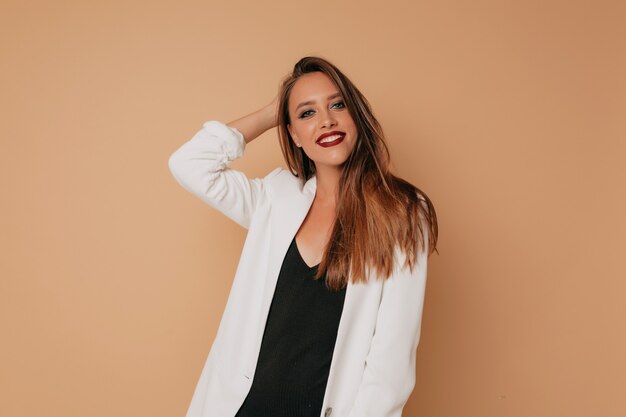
left=260, top=174, right=318, bottom=323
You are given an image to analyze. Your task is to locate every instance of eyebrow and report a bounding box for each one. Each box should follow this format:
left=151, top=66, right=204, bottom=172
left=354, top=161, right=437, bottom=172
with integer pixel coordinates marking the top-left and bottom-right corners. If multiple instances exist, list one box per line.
left=295, top=92, right=342, bottom=111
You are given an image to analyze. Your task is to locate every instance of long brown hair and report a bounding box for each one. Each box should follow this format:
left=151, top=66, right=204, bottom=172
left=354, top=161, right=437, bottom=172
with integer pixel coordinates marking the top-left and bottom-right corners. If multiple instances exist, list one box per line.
left=277, top=56, right=438, bottom=291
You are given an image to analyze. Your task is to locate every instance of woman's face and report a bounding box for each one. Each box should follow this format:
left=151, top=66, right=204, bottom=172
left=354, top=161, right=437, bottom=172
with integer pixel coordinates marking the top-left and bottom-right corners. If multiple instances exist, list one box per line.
left=287, top=72, right=358, bottom=172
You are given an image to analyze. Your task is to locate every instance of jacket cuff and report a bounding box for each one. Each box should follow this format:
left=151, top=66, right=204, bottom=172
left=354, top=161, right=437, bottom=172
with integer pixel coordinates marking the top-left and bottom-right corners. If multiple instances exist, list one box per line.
left=201, top=120, right=246, bottom=161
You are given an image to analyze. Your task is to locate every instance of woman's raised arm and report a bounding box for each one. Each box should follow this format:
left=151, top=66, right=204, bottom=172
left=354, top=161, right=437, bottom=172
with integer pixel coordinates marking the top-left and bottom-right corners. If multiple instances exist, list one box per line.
left=227, top=96, right=278, bottom=144
left=168, top=96, right=281, bottom=229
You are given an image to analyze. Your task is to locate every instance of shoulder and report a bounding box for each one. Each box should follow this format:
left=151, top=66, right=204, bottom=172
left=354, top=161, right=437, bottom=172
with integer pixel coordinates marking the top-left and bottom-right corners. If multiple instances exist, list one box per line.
left=263, top=167, right=305, bottom=189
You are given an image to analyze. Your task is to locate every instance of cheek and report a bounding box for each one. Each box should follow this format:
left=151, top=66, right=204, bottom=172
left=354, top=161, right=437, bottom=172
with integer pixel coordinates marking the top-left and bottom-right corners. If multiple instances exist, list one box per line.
left=298, top=124, right=317, bottom=143
left=341, top=115, right=357, bottom=132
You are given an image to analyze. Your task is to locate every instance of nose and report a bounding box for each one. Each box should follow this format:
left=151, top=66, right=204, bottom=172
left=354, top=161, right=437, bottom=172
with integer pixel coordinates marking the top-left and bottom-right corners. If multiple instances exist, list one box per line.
left=319, top=108, right=337, bottom=129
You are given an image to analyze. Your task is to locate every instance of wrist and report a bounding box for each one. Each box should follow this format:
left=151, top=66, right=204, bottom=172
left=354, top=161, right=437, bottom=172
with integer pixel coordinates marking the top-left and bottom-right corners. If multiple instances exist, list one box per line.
left=260, top=103, right=278, bottom=129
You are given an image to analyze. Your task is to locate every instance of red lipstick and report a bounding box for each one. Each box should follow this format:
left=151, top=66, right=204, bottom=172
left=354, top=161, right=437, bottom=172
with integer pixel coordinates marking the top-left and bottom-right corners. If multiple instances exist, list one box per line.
left=316, top=131, right=346, bottom=147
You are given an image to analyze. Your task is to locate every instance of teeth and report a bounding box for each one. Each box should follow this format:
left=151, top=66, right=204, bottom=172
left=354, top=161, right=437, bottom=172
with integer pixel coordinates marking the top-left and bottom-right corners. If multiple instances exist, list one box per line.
left=318, top=134, right=344, bottom=144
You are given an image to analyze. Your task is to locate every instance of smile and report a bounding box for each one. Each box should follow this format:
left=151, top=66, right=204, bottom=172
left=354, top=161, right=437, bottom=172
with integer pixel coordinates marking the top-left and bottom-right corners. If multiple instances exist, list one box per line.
left=316, top=132, right=346, bottom=147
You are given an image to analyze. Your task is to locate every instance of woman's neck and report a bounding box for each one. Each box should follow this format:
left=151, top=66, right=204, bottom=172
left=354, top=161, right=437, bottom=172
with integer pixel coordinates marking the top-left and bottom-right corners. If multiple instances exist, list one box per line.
left=313, top=165, right=342, bottom=206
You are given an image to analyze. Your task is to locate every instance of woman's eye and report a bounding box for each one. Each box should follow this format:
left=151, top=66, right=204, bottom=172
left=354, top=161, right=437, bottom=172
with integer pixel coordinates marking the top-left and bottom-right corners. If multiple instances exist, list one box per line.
left=299, top=101, right=344, bottom=119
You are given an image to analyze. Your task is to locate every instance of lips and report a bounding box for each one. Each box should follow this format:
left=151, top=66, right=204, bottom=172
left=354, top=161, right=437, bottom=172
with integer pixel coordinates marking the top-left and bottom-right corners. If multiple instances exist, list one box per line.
left=316, top=131, right=346, bottom=145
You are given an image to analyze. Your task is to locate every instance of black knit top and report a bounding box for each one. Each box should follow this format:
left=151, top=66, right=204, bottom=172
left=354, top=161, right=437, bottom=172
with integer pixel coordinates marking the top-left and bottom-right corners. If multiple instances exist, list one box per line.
left=235, top=236, right=347, bottom=417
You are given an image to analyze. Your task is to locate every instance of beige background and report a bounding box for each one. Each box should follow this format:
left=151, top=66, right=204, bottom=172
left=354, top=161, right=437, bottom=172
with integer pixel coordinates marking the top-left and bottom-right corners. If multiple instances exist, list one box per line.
left=1, top=0, right=624, bottom=416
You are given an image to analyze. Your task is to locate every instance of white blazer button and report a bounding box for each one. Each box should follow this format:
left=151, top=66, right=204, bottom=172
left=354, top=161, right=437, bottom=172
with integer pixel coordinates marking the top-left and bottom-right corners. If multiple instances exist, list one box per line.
left=324, top=407, right=332, bottom=417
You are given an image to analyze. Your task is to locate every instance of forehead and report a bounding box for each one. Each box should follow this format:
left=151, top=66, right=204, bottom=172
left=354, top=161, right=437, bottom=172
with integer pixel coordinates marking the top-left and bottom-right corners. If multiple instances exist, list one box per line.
left=290, top=72, right=339, bottom=105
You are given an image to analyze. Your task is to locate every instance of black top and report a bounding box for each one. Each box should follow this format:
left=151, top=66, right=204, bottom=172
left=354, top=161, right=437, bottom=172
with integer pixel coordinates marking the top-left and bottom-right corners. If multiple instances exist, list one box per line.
left=235, top=236, right=347, bottom=417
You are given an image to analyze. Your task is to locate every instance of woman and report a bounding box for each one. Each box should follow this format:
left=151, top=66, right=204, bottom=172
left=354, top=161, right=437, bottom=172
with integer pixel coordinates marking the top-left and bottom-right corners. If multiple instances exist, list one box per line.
left=168, top=56, right=438, bottom=417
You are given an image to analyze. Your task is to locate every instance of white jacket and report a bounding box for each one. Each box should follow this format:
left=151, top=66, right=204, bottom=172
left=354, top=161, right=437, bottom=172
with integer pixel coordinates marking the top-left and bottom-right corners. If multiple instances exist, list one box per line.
left=168, top=120, right=429, bottom=417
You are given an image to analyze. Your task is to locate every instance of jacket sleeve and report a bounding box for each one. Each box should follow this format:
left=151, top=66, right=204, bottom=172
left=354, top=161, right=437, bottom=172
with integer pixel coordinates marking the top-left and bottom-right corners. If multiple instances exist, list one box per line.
left=168, top=120, right=278, bottom=229
left=347, top=229, right=429, bottom=417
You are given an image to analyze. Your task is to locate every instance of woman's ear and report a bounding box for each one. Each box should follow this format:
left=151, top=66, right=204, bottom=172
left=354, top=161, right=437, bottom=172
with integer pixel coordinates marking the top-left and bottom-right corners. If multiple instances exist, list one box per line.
left=288, top=124, right=301, bottom=148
